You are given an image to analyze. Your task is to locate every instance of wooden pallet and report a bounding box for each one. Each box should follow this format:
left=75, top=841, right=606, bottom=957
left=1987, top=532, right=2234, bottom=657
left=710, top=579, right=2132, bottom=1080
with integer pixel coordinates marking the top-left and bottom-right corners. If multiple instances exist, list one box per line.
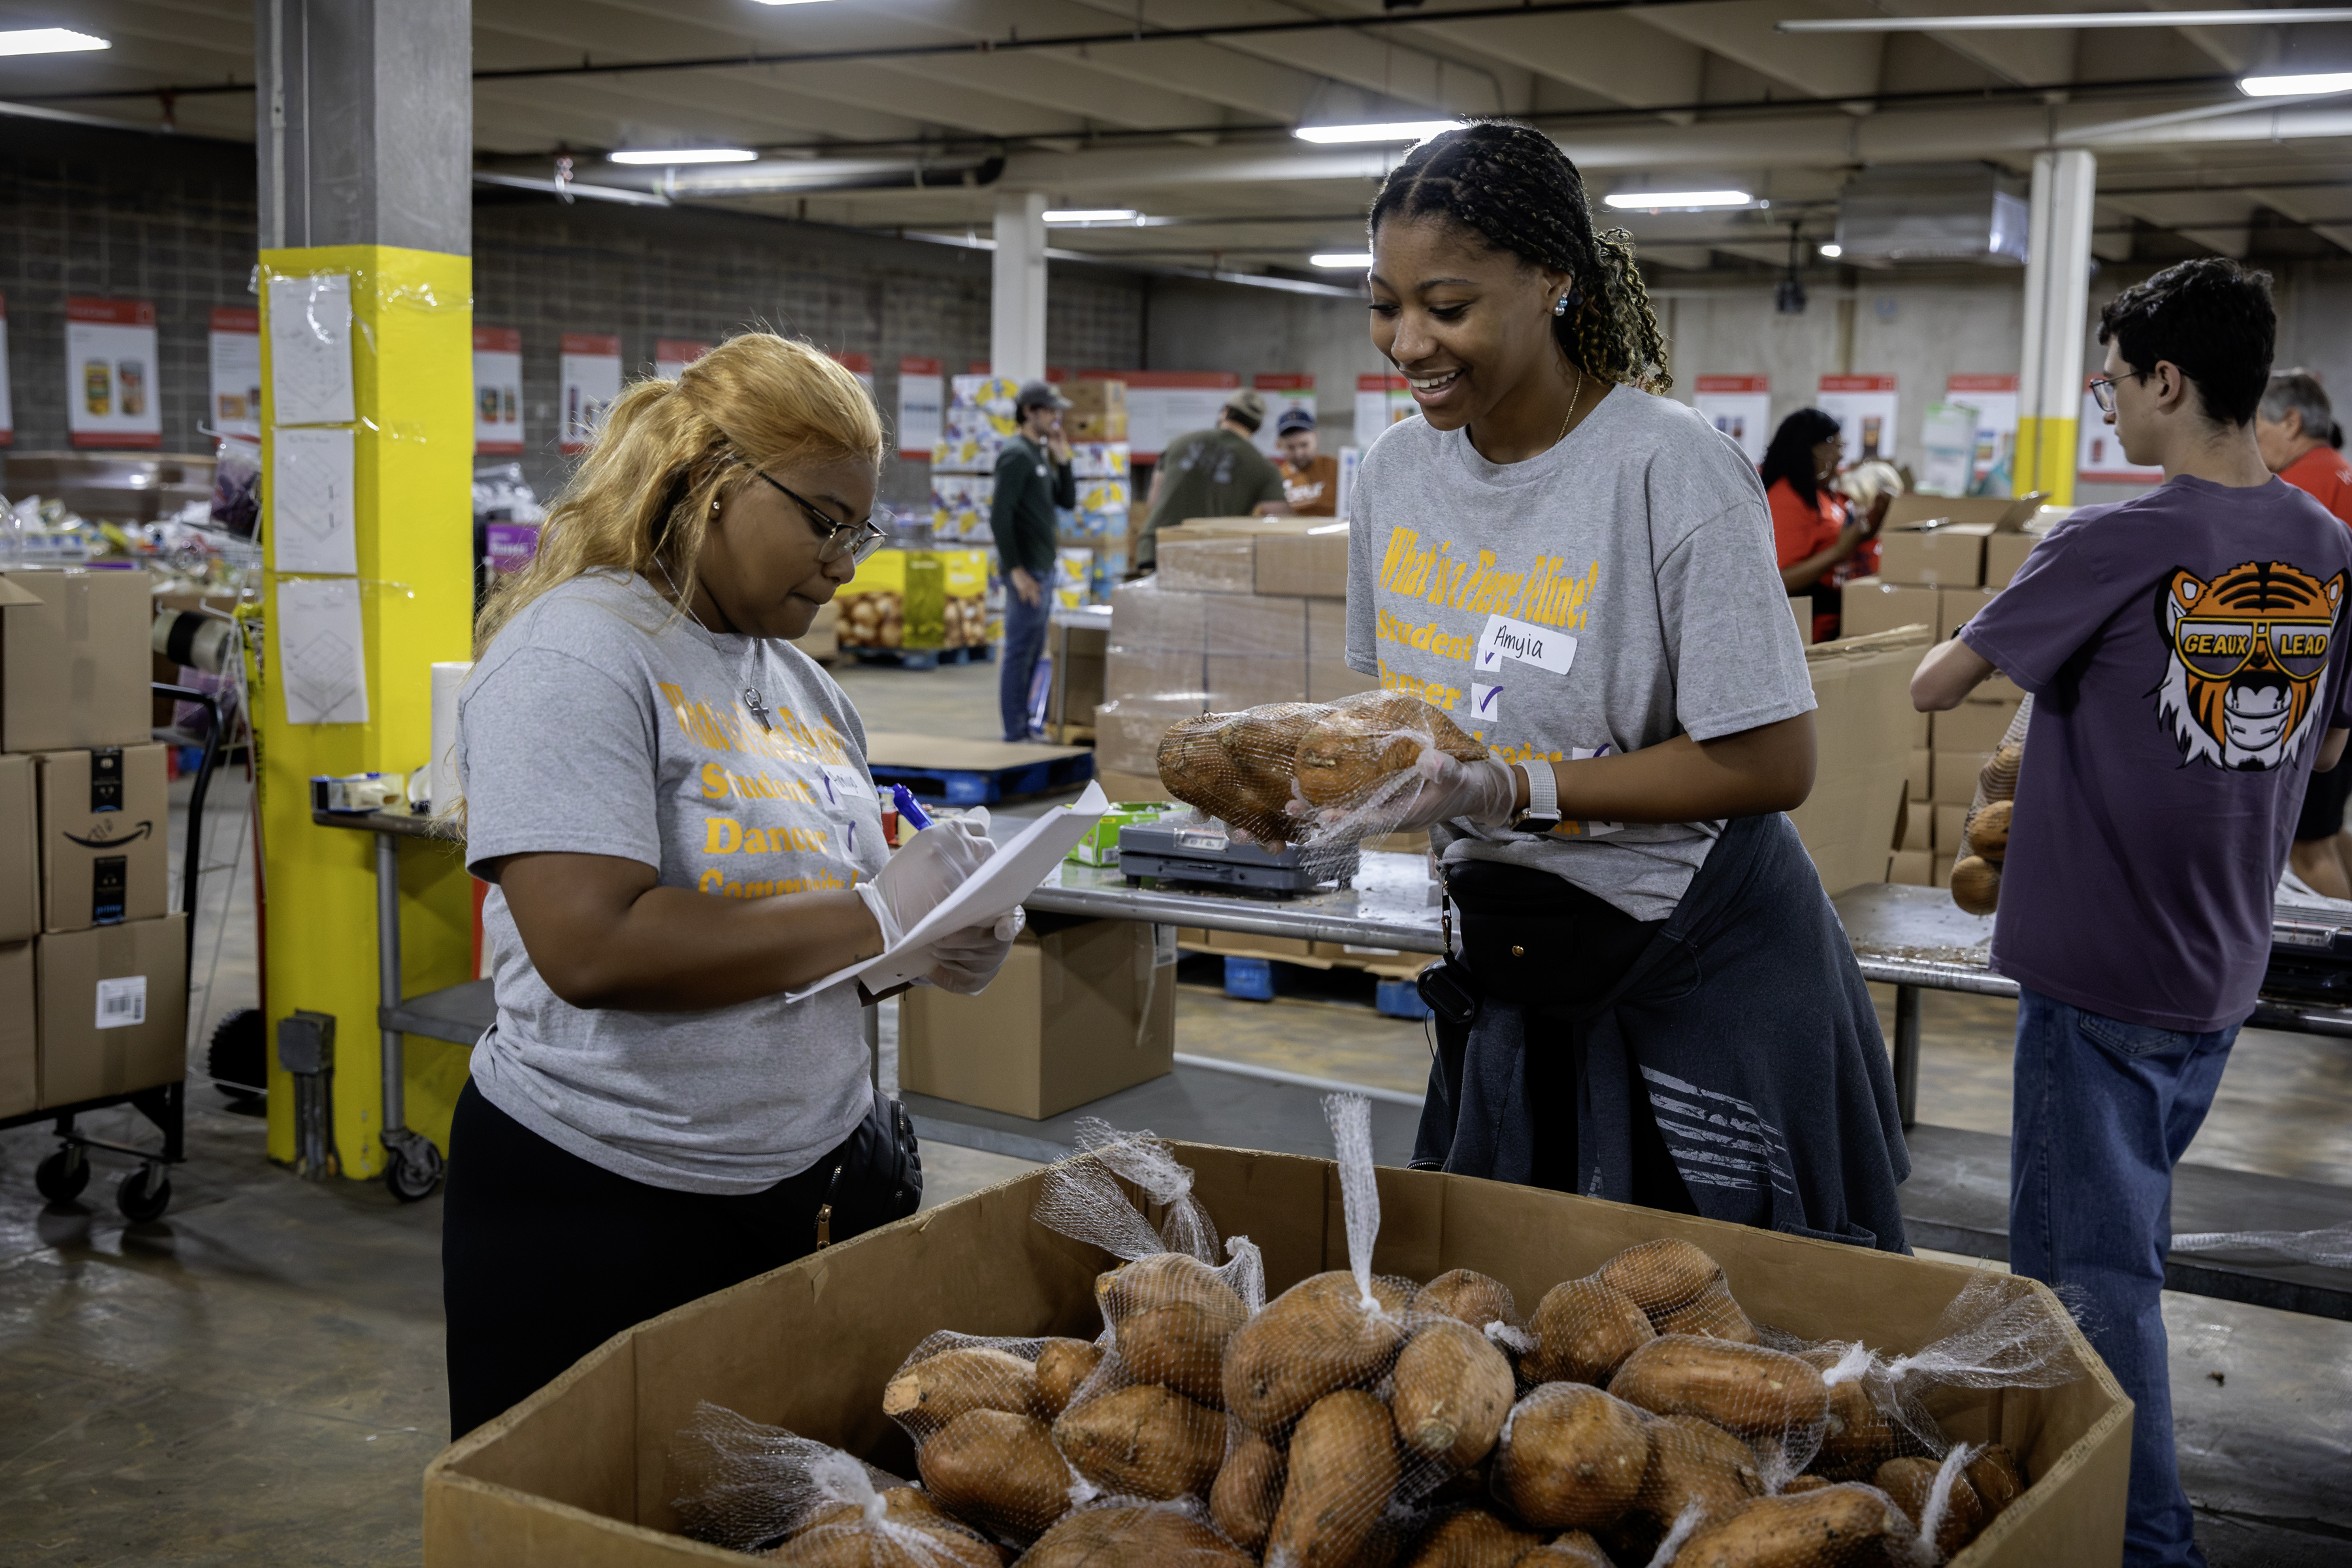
left=863, top=732, right=1096, bottom=805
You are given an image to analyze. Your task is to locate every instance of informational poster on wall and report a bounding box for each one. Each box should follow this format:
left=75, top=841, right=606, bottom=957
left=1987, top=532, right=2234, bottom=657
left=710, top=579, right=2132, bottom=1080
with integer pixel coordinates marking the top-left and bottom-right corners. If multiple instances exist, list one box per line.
left=474, top=327, right=524, bottom=455
left=1815, top=374, right=1899, bottom=467
left=1354, top=374, right=1413, bottom=449
left=2080, top=382, right=2164, bottom=485
left=559, top=332, right=623, bottom=455
left=65, top=297, right=163, bottom=449
left=832, top=351, right=875, bottom=398
left=1118, top=370, right=1241, bottom=460
left=655, top=338, right=710, bottom=382
left=1944, top=373, right=2019, bottom=496
left=1691, top=375, right=1770, bottom=465
left=266, top=272, right=355, bottom=426
left=1918, top=403, right=1982, bottom=497
left=0, top=295, right=13, bottom=446
left=1249, top=373, right=1317, bottom=455
left=206, top=306, right=262, bottom=440
left=897, top=355, right=943, bottom=459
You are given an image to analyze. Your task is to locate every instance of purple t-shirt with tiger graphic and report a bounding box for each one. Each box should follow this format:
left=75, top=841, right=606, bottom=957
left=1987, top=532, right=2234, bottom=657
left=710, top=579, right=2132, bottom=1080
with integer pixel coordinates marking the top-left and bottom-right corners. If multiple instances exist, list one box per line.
left=1960, top=474, right=2352, bottom=1030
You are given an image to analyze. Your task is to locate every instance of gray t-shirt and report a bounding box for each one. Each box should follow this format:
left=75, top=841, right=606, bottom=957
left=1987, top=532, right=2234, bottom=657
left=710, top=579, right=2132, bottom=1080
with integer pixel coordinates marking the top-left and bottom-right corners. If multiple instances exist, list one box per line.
left=1345, top=386, right=1815, bottom=920
left=457, top=570, right=890, bottom=1193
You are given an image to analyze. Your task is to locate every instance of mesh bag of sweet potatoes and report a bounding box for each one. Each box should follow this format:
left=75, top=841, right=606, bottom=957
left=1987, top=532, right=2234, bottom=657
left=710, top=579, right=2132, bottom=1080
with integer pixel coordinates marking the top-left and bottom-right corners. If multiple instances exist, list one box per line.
left=674, top=1103, right=2082, bottom=1567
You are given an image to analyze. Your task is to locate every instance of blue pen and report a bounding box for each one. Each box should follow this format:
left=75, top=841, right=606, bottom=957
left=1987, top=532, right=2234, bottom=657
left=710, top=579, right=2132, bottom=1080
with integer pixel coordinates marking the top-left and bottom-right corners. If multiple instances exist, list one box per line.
left=891, top=783, right=934, bottom=833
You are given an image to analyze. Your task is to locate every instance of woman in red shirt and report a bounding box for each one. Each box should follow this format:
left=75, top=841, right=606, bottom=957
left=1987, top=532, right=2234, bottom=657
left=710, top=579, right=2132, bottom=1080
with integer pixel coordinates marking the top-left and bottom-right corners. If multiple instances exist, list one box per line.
left=2259, top=370, right=2352, bottom=894
left=1760, top=408, right=1883, bottom=640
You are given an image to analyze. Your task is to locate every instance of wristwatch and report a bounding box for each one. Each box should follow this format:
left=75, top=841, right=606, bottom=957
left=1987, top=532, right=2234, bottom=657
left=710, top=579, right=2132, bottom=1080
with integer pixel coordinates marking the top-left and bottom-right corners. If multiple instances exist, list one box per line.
left=1516, top=762, right=1561, bottom=834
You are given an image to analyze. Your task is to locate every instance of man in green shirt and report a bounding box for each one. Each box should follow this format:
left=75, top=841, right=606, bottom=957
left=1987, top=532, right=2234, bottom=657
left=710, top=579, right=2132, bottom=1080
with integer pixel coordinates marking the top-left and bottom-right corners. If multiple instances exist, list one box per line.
left=1134, top=388, right=1291, bottom=573
left=992, top=381, right=1075, bottom=741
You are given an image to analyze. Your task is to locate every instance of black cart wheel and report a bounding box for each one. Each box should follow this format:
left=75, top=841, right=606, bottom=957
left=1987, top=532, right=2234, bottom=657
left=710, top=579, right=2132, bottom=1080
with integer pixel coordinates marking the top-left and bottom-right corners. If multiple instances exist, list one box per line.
left=385, top=1139, right=445, bottom=1203
left=207, top=1007, right=267, bottom=1102
left=35, top=1147, right=90, bottom=1203
left=118, top=1164, right=172, bottom=1224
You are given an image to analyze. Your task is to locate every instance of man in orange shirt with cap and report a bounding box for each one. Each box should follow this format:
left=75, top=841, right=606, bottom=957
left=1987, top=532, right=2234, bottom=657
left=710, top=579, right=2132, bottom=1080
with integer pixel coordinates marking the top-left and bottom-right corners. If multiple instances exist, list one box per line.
left=2259, top=370, right=2352, bottom=894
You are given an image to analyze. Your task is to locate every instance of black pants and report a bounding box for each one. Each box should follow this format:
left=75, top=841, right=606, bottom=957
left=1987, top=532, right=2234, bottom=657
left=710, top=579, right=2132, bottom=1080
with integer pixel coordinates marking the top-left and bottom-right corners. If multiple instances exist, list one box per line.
left=440, top=1080, right=849, bottom=1439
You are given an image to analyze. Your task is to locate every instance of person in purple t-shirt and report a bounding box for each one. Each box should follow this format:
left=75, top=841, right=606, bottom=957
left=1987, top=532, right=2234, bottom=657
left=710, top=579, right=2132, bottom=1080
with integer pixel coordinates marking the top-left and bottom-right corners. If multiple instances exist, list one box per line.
left=1913, top=257, right=2352, bottom=1568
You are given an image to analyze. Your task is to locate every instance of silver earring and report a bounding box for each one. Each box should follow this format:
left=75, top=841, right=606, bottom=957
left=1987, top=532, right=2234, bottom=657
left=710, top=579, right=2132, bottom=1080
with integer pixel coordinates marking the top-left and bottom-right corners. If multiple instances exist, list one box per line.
left=1554, top=295, right=1569, bottom=317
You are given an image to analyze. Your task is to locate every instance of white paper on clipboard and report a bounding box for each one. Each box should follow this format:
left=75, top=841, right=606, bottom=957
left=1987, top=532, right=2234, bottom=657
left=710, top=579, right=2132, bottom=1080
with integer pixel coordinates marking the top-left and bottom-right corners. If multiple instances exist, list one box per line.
left=788, top=781, right=1109, bottom=1001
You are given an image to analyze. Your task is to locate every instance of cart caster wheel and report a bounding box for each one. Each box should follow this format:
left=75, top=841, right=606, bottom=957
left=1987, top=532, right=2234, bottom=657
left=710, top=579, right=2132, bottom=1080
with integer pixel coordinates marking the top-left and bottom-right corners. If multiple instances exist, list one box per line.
left=118, top=1164, right=172, bottom=1224
left=35, top=1147, right=90, bottom=1203
left=385, top=1139, right=444, bottom=1203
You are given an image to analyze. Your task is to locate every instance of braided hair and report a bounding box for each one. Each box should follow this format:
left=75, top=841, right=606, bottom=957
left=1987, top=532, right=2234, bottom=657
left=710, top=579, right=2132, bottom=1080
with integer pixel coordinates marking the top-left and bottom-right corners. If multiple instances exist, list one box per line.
left=1369, top=121, right=1670, bottom=394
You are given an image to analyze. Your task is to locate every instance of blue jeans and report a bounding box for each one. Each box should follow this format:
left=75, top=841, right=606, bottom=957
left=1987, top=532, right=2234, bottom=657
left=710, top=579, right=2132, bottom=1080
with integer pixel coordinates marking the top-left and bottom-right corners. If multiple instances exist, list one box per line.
left=999, top=582, right=1050, bottom=742
left=2010, top=986, right=2238, bottom=1568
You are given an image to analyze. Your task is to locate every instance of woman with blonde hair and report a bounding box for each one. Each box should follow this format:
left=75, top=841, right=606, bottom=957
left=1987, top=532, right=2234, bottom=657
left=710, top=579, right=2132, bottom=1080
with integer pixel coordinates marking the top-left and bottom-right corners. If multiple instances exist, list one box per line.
left=443, top=333, right=1015, bottom=1437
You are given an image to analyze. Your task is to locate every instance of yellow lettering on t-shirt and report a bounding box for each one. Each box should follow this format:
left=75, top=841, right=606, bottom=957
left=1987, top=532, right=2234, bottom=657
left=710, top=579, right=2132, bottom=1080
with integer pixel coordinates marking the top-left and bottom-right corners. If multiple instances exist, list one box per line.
left=1378, top=662, right=1462, bottom=712
left=704, top=817, right=741, bottom=854
left=696, top=866, right=848, bottom=898
left=1374, top=608, right=1475, bottom=662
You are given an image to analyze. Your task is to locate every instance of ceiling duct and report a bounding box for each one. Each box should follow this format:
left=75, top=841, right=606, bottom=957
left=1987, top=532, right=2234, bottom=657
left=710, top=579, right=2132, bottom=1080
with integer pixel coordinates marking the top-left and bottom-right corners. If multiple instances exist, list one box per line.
left=1834, top=165, right=2028, bottom=265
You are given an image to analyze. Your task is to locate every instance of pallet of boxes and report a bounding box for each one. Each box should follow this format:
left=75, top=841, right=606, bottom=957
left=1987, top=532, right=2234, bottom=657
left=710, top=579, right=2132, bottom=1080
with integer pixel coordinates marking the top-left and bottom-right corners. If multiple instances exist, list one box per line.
left=0, top=567, right=187, bottom=1127
left=1840, top=495, right=2063, bottom=889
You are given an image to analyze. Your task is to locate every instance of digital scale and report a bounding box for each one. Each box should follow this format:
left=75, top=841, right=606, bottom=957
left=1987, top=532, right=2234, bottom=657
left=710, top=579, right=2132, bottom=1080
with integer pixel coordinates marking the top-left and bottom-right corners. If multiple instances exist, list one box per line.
left=2264, top=903, right=2352, bottom=1004
left=1116, top=820, right=1359, bottom=897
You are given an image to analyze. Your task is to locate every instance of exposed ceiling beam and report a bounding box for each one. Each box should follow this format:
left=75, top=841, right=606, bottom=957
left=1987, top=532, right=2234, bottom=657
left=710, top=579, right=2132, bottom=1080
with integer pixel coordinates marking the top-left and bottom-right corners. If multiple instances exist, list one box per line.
left=1633, top=1, right=1887, bottom=101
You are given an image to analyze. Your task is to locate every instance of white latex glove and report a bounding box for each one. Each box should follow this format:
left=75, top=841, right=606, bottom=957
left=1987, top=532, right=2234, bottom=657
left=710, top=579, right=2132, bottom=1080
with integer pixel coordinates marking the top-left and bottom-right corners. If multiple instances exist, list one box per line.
left=1382, top=751, right=1520, bottom=832
left=921, top=906, right=1026, bottom=995
left=854, top=813, right=997, bottom=949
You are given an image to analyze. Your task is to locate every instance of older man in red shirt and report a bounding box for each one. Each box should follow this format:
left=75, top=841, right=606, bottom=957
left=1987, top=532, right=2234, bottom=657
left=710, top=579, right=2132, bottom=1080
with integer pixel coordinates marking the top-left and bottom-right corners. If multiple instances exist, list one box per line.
left=2260, top=369, right=2352, bottom=894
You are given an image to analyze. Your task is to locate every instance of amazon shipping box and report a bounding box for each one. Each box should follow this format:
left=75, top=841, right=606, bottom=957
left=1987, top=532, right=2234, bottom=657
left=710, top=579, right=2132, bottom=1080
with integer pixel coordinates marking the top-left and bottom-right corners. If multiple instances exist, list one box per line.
left=2, top=568, right=153, bottom=754
left=35, top=913, right=186, bottom=1107
left=0, top=754, right=35, bottom=944
left=37, top=745, right=170, bottom=934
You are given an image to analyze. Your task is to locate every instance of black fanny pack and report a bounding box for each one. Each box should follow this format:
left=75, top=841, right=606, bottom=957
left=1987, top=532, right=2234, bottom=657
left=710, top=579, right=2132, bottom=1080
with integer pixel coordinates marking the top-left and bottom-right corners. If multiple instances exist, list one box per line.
left=1426, top=860, right=1666, bottom=1016
left=814, top=1092, right=923, bottom=1249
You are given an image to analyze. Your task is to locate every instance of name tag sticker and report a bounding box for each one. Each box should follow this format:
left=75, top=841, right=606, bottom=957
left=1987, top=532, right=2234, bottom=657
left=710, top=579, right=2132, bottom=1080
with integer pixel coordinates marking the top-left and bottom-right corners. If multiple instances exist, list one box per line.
left=1475, top=615, right=1576, bottom=674
left=1471, top=683, right=1503, bottom=720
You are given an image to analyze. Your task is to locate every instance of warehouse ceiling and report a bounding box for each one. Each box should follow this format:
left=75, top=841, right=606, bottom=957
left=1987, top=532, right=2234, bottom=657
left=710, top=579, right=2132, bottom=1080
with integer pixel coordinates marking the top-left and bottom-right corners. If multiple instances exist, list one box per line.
left=16, top=1, right=2352, bottom=280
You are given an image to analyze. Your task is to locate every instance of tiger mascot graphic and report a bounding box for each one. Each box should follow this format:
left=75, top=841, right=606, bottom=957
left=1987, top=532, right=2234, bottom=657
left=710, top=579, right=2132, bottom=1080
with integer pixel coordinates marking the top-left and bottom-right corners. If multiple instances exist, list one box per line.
left=2155, top=560, right=2345, bottom=771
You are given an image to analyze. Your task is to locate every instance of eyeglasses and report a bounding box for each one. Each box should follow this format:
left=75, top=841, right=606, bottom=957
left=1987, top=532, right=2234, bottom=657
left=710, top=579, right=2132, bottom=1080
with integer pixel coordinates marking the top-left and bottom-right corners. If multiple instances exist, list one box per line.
left=754, top=470, right=889, bottom=564
left=2087, top=369, right=2153, bottom=415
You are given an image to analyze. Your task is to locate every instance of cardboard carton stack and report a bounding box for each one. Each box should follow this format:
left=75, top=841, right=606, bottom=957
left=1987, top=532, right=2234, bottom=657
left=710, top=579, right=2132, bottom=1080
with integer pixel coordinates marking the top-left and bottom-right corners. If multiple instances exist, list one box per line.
left=1845, top=497, right=2062, bottom=887
left=1, top=568, right=188, bottom=1119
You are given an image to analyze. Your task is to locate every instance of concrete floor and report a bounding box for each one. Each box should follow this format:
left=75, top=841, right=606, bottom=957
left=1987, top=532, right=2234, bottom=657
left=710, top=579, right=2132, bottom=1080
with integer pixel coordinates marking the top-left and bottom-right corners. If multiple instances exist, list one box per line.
left=2, top=656, right=2347, bottom=1563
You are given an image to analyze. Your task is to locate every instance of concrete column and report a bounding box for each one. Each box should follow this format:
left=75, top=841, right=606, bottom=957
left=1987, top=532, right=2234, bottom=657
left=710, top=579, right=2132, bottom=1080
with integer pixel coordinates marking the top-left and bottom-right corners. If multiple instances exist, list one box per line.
left=992, top=190, right=1049, bottom=383
left=2016, top=148, right=2096, bottom=506
left=252, top=0, right=476, bottom=1185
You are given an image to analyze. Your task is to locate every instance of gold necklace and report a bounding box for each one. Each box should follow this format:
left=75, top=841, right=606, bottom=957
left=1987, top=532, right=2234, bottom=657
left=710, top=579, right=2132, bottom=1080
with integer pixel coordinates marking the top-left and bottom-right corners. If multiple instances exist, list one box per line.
left=1555, top=361, right=1586, bottom=448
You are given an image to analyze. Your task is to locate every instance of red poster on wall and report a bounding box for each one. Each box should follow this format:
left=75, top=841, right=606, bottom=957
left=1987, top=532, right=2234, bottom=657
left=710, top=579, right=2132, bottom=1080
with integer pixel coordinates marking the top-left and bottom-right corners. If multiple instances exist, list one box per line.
left=559, top=332, right=622, bottom=455
left=474, top=326, right=524, bottom=455
left=66, top=297, right=162, bottom=449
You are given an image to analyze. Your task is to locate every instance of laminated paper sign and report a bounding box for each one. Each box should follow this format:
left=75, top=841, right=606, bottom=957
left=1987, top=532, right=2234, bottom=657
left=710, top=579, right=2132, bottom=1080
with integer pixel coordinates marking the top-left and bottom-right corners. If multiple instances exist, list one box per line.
left=271, top=427, right=359, bottom=576
left=654, top=337, right=710, bottom=382
left=1249, top=373, right=1316, bottom=457
left=896, top=356, right=943, bottom=459
left=275, top=578, right=369, bottom=725
left=208, top=306, right=262, bottom=439
left=1948, top=373, right=2019, bottom=495
left=559, top=332, right=622, bottom=455
left=65, top=297, right=163, bottom=449
left=1117, top=370, right=1239, bottom=460
left=474, top=326, right=523, bottom=455
left=1816, top=374, right=1899, bottom=467
left=267, top=272, right=356, bottom=427
left=1691, top=374, right=1771, bottom=465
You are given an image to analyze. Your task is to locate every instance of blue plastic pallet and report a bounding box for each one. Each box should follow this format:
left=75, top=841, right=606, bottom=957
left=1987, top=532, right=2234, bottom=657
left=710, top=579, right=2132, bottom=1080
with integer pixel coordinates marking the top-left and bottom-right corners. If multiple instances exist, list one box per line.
left=1375, top=977, right=1431, bottom=1021
left=1222, top=956, right=1277, bottom=1002
left=850, top=644, right=994, bottom=670
left=870, top=749, right=1096, bottom=806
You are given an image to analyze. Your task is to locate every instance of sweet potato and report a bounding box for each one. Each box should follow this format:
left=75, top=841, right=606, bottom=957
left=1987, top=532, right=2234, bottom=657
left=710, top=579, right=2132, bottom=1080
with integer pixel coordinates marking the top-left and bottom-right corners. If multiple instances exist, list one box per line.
left=1673, top=1482, right=1914, bottom=1568
left=1294, top=691, right=1486, bottom=807
left=1412, top=1269, right=1516, bottom=1331
left=1781, top=1474, right=1830, bottom=1495
left=1392, top=1318, right=1516, bottom=1471
left=777, top=1488, right=1005, bottom=1568
left=1209, top=1429, right=1286, bottom=1554
left=1036, top=1337, right=1105, bottom=1419
left=1222, top=1271, right=1412, bottom=1436
left=1967, top=798, right=2012, bottom=862
left=1019, top=1503, right=1252, bottom=1567
left=883, top=1346, right=1041, bottom=1435
left=1097, top=1253, right=1248, bottom=1407
left=1397, top=1506, right=1540, bottom=1568
left=1052, top=1384, right=1224, bottom=1501
left=915, top=1409, right=1075, bottom=1543
left=1653, top=1286, right=1759, bottom=1345
left=1950, top=855, right=2001, bottom=917
left=1492, top=1382, right=1650, bottom=1529
left=1595, top=1239, right=1725, bottom=1319
left=1522, top=1277, right=1655, bottom=1386
left=1876, top=1457, right=1985, bottom=1558
left=1158, top=708, right=1317, bottom=845
left=1609, top=1336, right=1829, bottom=1439
left=1264, top=1390, right=1401, bottom=1568
left=1795, top=1349, right=1902, bottom=1480
left=1966, top=1443, right=2027, bottom=1519
left=1597, top=1414, right=1767, bottom=1560
left=1515, top=1535, right=1611, bottom=1568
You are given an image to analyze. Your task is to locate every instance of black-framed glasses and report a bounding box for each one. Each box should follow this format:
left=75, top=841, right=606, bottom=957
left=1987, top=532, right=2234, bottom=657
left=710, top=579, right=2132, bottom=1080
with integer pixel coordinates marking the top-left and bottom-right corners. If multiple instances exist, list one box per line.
left=755, top=470, right=889, bottom=564
left=2087, top=369, right=2153, bottom=414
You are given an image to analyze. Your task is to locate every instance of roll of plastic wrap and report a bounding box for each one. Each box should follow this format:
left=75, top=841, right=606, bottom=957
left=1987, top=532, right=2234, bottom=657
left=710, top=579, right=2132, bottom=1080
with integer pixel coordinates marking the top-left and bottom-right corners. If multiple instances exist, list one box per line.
left=430, top=661, right=472, bottom=811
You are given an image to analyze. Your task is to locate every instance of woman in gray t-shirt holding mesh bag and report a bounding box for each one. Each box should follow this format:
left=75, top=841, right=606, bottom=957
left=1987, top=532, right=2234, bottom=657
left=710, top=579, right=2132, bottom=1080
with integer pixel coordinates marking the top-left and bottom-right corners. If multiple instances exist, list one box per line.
left=442, top=335, right=1022, bottom=1437
left=1341, top=125, right=1908, bottom=1249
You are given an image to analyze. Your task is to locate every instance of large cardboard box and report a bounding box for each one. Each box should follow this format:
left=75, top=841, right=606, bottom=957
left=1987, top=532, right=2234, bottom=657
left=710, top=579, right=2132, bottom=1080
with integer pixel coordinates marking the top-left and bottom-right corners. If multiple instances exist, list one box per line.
left=1936, top=802, right=1970, bottom=852
left=1940, top=585, right=2000, bottom=642
left=1156, top=537, right=1256, bottom=595
left=1306, top=598, right=1348, bottom=663
left=1935, top=749, right=1995, bottom=806
left=1207, top=655, right=1306, bottom=710
left=1985, top=531, right=2040, bottom=589
left=1104, top=646, right=1205, bottom=706
left=36, top=745, right=170, bottom=934
left=1786, top=626, right=1933, bottom=895
left=422, top=1147, right=2131, bottom=1567
left=898, top=916, right=1174, bottom=1119
left=1883, top=493, right=2048, bottom=532
left=1091, top=700, right=1197, bottom=777
left=1063, top=379, right=1126, bottom=442
left=1889, top=848, right=1934, bottom=886
left=1839, top=578, right=1940, bottom=642
left=1878, top=523, right=1991, bottom=588
left=1935, top=698, right=2023, bottom=753
left=2, top=568, right=153, bottom=754
left=1898, top=798, right=1931, bottom=852
left=35, top=913, right=186, bottom=1107
left=1107, top=578, right=1207, bottom=651
left=1906, top=747, right=1931, bottom=802
left=0, top=754, right=34, bottom=944
left=1204, top=593, right=1307, bottom=659
left=1255, top=529, right=1348, bottom=599
left=0, top=941, right=32, bottom=1119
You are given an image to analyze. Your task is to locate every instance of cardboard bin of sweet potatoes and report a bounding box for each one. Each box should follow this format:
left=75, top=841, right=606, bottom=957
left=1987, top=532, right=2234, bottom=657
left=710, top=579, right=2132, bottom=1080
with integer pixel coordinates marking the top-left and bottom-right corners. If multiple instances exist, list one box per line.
left=423, top=1145, right=2129, bottom=1566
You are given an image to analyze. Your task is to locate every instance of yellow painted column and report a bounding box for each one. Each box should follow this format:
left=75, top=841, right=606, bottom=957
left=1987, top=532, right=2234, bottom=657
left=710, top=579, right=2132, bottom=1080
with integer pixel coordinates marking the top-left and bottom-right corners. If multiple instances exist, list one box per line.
left=2015, top=414, right=2080, bottom=506
left=256, top=245, right=476, bottom=1177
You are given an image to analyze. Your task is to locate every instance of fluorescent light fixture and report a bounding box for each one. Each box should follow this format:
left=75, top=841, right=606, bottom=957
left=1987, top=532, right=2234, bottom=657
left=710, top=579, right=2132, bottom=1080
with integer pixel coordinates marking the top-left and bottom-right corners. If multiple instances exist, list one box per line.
left=1783, top=8, right=2352, bottom=30
left=1043, top=208, right=1138, bottom=224
left=1311, top=252, right=1375, bottom=269
left=0, top=27, right=110, bottom=56
left=748, top=1, right=846, bottom=5
left=1819, top=242, right=1844, bottom=258
left=1603, top=189, right=1754, bottom=211
left=608, top=147, right=755, bottom=165
left=1294, top=120, right=1463, bottom=144
left=2241, top=71, right=2352, bottom=97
